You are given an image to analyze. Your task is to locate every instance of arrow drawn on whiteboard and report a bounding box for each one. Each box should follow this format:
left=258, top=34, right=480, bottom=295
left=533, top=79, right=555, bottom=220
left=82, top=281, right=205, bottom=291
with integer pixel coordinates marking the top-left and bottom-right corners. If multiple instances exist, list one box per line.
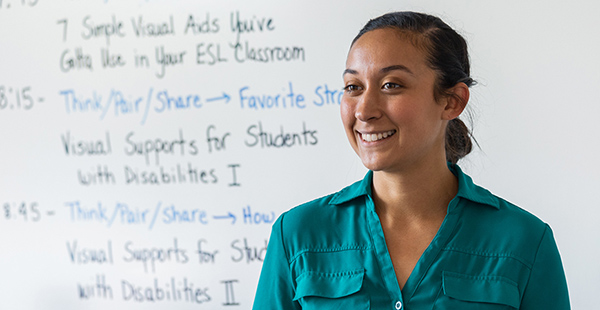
left=206, top=92, right=231, bottom=103
left=213, top=212, right=236, bottom=224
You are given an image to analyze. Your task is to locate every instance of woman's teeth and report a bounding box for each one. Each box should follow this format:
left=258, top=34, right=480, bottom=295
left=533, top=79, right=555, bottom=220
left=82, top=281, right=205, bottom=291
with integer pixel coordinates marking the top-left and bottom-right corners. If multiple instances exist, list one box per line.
left=361, top=130, right=395, bottom=142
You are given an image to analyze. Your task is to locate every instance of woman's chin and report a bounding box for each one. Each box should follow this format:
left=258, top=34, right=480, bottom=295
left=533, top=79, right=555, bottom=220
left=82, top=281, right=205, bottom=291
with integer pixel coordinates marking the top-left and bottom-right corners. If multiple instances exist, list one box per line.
left=359, top=158, right=389, bottom=172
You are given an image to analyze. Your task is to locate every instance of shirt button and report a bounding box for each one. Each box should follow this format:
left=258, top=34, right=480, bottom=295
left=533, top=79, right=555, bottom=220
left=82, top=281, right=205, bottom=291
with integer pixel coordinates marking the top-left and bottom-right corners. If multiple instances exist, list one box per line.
left=395, top=301, right=402, bottom=309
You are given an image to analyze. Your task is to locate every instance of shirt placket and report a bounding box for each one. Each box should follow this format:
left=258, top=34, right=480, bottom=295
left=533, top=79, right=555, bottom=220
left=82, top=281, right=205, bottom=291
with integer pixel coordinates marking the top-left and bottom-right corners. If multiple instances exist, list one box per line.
left=365, top=195, right=405, bottom=309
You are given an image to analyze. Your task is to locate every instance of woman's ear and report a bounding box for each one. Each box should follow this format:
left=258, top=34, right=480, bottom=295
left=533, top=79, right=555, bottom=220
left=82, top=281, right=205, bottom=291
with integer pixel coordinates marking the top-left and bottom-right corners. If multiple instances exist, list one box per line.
left=442, top=82, right=470, bottom=120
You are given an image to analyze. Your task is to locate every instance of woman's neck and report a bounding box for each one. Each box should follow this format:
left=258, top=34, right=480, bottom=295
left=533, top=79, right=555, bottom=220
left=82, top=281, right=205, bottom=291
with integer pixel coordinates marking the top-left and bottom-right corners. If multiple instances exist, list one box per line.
left=372, top=160, right=458, bottom=224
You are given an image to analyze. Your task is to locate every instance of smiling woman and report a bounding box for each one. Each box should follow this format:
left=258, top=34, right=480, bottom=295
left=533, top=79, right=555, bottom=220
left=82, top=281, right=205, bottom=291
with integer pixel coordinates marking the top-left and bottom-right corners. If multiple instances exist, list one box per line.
left=253, top=11, right=570, bottom=310
left=341, top=27, right=460, bottom=174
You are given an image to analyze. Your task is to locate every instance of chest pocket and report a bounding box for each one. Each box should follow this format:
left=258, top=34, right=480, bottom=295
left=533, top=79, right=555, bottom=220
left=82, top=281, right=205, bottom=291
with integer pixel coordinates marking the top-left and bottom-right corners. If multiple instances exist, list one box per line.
left=293, top=268, right=370, bottom=309
left=433, top=271, right=520, bottom=309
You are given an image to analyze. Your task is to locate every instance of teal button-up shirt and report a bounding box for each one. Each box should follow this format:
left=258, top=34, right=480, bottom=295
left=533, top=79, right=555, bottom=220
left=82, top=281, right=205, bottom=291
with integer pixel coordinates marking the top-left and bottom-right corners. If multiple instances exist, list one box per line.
left=253, top=165, right=570, bottom=309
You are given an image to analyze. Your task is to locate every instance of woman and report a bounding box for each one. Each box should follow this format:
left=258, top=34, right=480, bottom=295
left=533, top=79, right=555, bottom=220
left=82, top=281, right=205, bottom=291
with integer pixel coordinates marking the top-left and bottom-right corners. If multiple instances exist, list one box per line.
left=253, top=12, right=569, bottom=309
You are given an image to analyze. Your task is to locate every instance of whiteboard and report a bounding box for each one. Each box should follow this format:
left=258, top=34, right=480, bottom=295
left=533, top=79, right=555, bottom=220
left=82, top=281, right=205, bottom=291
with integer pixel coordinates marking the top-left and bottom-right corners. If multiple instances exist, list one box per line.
left=1, top=0, right=598, bottom=309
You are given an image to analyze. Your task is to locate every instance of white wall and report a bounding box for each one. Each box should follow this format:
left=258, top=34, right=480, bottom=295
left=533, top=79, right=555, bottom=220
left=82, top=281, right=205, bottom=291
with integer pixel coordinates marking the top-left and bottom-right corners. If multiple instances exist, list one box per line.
left=0, top=0, right=596, bottom=308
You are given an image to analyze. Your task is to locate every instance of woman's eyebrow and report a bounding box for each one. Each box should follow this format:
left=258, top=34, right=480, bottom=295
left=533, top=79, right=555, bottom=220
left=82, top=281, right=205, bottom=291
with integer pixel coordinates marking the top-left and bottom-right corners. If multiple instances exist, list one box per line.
left=343, top=68, right=358, bottom=76
left=343, top=65, right=414, bottom=77
left=381, top=64, right=414, bottom=75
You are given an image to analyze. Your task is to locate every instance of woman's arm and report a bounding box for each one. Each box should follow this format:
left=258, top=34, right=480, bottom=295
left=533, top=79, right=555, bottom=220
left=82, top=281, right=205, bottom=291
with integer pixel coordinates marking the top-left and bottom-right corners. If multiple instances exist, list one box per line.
left=520, top=225, right=570, bottom=309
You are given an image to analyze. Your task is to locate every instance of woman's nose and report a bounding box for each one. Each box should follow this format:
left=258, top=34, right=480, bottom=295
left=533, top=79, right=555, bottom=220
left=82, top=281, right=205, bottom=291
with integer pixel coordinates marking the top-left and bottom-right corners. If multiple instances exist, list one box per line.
left=355, top=89, right=382, bottom=122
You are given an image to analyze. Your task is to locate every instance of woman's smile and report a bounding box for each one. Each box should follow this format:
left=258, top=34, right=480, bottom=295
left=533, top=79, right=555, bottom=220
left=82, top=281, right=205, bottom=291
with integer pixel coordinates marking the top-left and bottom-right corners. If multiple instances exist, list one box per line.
left=358, top=130, right=397, bottom=142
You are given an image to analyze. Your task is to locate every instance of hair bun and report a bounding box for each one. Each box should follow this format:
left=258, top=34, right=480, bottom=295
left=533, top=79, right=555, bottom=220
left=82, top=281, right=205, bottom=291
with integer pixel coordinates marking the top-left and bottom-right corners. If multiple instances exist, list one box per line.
left=445, top=118, right=472, bottom=164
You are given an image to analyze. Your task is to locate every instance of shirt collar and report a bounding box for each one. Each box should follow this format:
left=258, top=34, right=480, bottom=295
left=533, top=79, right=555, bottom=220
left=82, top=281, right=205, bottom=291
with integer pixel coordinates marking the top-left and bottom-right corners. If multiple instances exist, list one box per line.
left=450, top=164, right=500, bottom=209
left=329, top=164, right=500, bottom=210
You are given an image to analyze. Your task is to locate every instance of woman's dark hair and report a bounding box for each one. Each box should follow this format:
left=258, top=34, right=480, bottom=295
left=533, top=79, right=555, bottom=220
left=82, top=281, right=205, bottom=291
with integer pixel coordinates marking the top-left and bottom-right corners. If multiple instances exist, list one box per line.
left=352, top=11, right=476, bottom=164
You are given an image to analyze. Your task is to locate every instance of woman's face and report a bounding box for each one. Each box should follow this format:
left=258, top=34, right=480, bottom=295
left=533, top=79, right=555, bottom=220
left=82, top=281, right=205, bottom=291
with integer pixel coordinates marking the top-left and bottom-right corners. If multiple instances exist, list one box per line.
left=341, top=28, right=449, bottom=173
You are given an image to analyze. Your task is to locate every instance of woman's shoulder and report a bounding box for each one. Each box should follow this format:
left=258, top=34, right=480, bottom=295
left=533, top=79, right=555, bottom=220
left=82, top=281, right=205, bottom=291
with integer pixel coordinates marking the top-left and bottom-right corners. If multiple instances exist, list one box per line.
left=272, top=177, right=371, bottom=252
left=281, top=190, right=361, bottom=231
left=282, top=175, right=369, bottom=223
left=461, top=192, right=549, bottom=235
left=452, top=164, right=549, bottom=235
left=451, top=165, right=554, bottom=262
left=453, top=190, right=555, bottom=267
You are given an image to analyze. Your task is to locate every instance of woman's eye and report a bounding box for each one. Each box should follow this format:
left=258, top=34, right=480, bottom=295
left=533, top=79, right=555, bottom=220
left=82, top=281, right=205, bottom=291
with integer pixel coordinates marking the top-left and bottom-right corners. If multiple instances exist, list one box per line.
left=382, top=82, right=401, bottom=90
left=343, top=85, right=361, bottom=93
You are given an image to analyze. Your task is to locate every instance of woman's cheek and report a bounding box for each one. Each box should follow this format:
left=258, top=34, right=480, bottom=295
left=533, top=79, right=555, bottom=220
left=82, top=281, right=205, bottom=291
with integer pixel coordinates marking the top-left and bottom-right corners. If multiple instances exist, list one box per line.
left=340, top=98, right=354, bottom=125
left=340, top=102, right=356, bottom=139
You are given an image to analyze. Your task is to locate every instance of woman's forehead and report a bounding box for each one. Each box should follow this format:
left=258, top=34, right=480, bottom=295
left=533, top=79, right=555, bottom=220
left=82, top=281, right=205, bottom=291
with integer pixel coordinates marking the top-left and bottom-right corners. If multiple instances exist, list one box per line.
left=346, top=28, right=431, bottom=74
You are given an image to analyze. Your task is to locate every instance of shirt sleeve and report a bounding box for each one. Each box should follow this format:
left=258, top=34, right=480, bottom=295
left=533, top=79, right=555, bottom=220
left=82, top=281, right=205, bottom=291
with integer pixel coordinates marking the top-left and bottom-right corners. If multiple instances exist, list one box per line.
left=252, top=213, right=301, bottom=310
left=520, top=224, right=570, bottom=309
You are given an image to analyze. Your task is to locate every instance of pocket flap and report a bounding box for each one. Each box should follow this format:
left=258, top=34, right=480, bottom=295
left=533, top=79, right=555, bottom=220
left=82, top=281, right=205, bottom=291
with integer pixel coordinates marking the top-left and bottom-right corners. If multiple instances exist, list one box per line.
left=293, top=268, right=365, bottom=301
left=442, top=271, right=520, bottom=308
